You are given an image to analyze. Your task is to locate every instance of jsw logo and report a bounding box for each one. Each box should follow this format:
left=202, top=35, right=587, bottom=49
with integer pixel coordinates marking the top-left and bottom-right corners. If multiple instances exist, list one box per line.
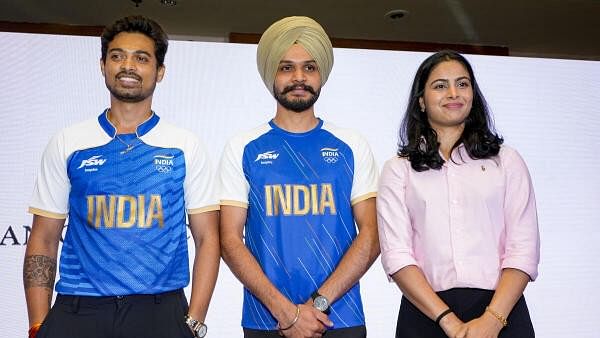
left=77, top=155, right=107, bottom=169
left=255, top=151, right=279, bottom=162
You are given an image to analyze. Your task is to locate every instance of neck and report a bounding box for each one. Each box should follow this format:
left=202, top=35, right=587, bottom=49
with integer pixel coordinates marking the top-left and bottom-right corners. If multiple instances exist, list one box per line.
left=108, top=98, right=153, bottom=134
left=272, top=105, right=318, bottom=133
left=433, top=124, right=464, bottom=160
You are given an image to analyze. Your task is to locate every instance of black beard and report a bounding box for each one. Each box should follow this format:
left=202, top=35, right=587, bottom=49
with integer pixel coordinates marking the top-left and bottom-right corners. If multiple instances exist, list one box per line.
left=274, top=84, right=320, bottom=112
left=106, top=71, right=156, bottom=103
left=107, top=87, right=154, bottom=103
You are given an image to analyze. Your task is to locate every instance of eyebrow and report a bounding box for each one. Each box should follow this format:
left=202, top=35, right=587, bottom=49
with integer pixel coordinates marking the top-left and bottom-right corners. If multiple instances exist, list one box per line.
left=108, top=48, right=152, bottom=57
left=430, top=76, right=471, bottom=83
left=278, top=59, right=317, bottom=64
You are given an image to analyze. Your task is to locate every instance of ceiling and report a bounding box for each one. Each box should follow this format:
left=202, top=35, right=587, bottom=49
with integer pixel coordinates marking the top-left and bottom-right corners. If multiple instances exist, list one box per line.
left=1, top=0, right=599, bottom=60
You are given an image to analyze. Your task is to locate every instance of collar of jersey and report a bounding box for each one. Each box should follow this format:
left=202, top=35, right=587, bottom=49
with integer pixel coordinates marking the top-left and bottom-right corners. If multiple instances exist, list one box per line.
left=97, top=108, right=160, bottom=138
left=268, top=118, right=323, bottom=137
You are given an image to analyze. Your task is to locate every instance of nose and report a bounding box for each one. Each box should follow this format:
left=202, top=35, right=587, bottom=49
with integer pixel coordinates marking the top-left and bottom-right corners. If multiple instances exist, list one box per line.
left=292, top=68, right=306, bottom=82
left=447, top=85, right=458, bottom=98
left=120, top=56, right=136, bottom=71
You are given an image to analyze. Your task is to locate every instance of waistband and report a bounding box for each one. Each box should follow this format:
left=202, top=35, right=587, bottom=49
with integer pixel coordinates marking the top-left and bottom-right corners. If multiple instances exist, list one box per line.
left=56, top=288, right=184, bottom=307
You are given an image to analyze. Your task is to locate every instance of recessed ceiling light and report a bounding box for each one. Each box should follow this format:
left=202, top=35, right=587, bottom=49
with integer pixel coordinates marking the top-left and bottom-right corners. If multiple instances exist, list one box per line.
left=384, top=9, right=409, bottom=20
left=160, top=0, right=177, bottom=6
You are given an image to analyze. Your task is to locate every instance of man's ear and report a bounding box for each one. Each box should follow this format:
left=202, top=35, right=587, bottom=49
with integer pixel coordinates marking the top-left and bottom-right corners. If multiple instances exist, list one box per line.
left=157, top=64, right=165, bottom=82
left=100, top=59, right=106, bottom=77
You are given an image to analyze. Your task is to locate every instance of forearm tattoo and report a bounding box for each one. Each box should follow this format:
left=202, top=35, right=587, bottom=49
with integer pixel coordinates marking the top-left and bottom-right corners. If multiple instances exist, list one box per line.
left=23, top=255, right=57, bottom=290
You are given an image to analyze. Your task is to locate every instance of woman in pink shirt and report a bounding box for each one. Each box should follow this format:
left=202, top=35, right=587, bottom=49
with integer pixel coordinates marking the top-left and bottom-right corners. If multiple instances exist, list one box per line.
left=377, top=50, right=539, bottom=338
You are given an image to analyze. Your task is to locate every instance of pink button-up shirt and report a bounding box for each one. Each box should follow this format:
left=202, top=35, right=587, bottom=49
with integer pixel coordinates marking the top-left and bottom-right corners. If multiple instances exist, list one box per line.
left=377, top=145, right=540, bottom=292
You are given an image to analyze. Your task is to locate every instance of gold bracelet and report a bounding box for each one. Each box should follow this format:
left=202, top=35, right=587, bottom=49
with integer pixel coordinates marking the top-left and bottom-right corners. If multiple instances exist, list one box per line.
left=485, top=306, right=508, bottom=327
left=277, top=305, right=300, bottom=332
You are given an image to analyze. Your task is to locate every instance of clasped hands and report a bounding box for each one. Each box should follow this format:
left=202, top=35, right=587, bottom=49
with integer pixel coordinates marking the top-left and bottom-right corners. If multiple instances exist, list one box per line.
left=440, top=311, right=504, bottom=338
left=278, top=301, right=333, bottom=338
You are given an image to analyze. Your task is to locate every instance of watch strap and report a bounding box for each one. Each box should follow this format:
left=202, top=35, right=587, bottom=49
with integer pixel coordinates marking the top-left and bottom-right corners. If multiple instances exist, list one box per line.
left=184, top=314, right=207, bottom=337
left=311, top=291, right=321, bottom=301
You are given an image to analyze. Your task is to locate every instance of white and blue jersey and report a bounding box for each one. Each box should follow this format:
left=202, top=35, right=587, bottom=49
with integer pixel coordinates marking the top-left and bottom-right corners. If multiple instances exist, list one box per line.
left=29, top=110, right=218, bottom=296
left=219, top=119, right=378, bottom=330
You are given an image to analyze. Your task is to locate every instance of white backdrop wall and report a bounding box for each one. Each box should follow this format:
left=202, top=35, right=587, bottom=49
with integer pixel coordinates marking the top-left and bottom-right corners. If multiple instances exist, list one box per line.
left=1, top=32, right=599, bottom=337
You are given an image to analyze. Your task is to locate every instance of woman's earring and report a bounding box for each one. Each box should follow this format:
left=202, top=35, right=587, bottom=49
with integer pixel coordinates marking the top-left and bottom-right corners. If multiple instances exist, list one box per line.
left=418, top=136, right=427, bottom=152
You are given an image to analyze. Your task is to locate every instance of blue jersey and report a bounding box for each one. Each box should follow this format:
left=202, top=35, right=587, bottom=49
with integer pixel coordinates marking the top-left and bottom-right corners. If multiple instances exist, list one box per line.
left=30, top=110, right=218, bottom=296
left=219, top=119, right=377, bottom=330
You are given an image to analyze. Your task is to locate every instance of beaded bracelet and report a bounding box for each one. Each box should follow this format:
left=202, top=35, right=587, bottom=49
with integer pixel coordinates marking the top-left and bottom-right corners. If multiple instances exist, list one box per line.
left=277, top=305, right=300, bottom=332
left=485, top=306, right=508, bottom=327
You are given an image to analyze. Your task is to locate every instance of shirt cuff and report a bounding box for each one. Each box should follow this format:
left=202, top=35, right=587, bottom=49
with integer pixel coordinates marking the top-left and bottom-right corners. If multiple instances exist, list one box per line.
left=381, top=248, right=418, bottom=281
left=500, top=257, right=539, bottom=281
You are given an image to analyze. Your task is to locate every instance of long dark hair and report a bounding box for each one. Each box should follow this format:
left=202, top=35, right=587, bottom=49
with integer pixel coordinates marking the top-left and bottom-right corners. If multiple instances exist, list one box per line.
left=398, top=50, right=503, bottom=171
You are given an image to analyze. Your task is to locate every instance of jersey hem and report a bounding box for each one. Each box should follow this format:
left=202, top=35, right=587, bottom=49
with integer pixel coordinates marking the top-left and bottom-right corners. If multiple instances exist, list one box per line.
left=187, top=205, right=220, bottom=214
left=28, top=207, right=67, bottom=219
left=351, top=192, right=377, bottom=206
left=219, top=200, right=249, bottom=208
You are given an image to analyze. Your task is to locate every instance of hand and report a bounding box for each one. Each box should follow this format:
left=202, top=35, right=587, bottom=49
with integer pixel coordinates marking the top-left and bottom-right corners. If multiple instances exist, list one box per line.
left=438, top=312, right=465, bottom=338
left=453, top=312, right=503, bottom=338
left=280, top=304, right=333, bottom=338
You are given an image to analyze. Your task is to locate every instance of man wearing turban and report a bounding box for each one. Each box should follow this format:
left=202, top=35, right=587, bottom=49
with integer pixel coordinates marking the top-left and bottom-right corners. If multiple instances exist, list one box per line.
left=219, top=16, right=379, bottom=338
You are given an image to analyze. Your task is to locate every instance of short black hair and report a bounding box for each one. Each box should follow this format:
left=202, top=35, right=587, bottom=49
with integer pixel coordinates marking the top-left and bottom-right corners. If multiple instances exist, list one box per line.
left=101, top=15, right=168, bottom=67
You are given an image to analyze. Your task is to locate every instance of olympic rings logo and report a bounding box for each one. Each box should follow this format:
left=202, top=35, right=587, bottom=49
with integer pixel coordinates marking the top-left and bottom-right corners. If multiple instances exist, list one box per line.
left=323, top=157, right=338, bottom=164
left=156, top=165, right=172, bottom=173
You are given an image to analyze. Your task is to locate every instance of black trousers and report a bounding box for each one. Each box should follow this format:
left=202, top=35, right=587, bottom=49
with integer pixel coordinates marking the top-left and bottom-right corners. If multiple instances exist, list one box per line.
left=244, top=325, right=366, bottom=338
left=37, top=289, right=195, bottom=338
left=395, top=288, right=534, bottom=338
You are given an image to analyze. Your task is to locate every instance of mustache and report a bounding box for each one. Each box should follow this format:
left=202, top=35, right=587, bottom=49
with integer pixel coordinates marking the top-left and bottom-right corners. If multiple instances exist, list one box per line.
left=116, top=71, right=142, bottom=81
left=281, top=84, right=317, bottom=95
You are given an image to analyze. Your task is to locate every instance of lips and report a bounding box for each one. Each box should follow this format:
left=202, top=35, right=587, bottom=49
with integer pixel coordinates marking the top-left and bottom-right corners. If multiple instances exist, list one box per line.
left=116, top=72, right=142, bottom=85
left=282, top=84, right=316, bottom=95
left=444, top=103, right=464, bottom=109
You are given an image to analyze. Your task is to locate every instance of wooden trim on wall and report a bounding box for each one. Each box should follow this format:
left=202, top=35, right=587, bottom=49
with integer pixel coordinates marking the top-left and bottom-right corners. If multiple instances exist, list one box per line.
left=0, top=22, right=508, bottom=56
left=229, top=32, right=508, bottom=56
left=0, top=21, right=103, bottom=36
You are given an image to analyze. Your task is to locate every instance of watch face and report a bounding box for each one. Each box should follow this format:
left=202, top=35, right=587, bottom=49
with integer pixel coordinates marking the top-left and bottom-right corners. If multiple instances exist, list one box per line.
left=313, top=296, right=329, bottom=312
left=196, top=324, right=207, bottom=338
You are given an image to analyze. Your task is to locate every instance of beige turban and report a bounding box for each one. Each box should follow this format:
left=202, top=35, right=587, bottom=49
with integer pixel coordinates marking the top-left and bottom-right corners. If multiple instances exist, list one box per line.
left=257, top=16, right=334, bottom=95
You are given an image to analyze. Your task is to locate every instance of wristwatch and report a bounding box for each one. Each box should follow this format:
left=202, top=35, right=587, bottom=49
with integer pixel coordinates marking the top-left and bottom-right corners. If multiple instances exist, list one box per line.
left=184, top=314, right=207, bottom=338
left=311, top=291, right=330, bottom=314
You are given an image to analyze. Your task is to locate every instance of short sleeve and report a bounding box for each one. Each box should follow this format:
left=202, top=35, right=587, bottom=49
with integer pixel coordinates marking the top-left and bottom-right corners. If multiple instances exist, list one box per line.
left=349, top=133, right=378, bottom=205
left=218, top=137, right=250, bottom=208
left=29, top=132, right=70, bottom=219
left=183, top=136, right=219, bottom=214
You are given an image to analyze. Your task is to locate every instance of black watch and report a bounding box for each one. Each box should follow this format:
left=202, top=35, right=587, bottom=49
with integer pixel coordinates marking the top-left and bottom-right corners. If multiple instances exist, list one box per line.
left=311, top=291, right=330, bottom=314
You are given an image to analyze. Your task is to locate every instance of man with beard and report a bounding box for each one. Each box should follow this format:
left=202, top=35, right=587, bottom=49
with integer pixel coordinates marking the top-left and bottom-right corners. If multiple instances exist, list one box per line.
left=23, top=16, right=219, bottom=338
left=219, top=16, right=380, bottom=338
